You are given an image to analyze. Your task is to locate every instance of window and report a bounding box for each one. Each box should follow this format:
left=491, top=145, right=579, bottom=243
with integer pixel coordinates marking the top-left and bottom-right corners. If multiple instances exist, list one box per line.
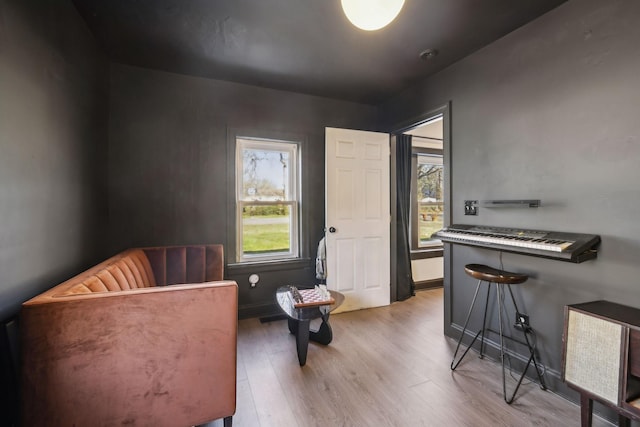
left=236, top=137, right=300, bottom=262
left=414, top=152, right=443, bottom=248
left=406, top=113, right=445, bottom=251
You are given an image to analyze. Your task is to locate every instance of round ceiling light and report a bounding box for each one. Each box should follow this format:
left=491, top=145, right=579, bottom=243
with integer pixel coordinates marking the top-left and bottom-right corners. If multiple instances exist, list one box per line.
left=341, top=0, right=405, bottom=31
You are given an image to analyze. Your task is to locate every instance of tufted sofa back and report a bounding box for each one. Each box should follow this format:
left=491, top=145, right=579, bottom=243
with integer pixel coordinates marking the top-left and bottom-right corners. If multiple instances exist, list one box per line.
left=58, top=249, right=155, bottom=295
left=143, top=244, right=224, bottom=286
left=33, top=244, right=224, bottom=299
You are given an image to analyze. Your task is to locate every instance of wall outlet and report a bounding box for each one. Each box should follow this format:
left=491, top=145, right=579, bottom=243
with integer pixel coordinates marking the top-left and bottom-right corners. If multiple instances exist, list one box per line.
left=464, top=200, right=478, bottom=215
left=248, top=274, right=260, bottom=288
left=515, top=312, right=531, bottom=331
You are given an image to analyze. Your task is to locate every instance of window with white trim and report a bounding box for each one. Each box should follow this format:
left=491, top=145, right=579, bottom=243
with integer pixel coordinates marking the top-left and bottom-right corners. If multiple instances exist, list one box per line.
left=414, top=152, right=443, bottom=248
left=235, top=137, right=300, bottom=262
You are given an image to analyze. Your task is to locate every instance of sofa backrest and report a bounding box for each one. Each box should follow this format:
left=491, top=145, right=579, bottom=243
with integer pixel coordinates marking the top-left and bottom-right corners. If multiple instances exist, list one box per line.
left=26, top=244, right=224, bottom=301
left=143, top=244, right=224, bottom=285
left=57, top=249, right=155, bottom=296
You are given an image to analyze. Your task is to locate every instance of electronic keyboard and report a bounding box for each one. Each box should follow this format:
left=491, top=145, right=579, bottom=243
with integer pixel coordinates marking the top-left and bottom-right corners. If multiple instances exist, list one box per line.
left=433, top=224, right=600, bottom=263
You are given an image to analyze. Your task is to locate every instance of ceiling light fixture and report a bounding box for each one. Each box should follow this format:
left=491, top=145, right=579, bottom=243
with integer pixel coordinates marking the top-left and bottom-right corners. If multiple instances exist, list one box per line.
left=341, top=0, right=405, bottom=31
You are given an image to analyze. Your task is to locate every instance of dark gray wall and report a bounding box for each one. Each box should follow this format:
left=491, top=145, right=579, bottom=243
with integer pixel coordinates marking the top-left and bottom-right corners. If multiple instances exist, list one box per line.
left=0, top=3, right=108, bottom=421
left=108, top=64, right=379, bottom=317
left=0, top=0, right=109, bottom=320
left=381, top=0, right=640, bottom=411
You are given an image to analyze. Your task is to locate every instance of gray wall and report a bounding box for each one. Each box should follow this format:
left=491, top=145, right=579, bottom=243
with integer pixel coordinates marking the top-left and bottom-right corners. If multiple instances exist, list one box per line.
left=108, top=64, right=379, bottom=317
left=0, top=0, right=109, bottom=320
left=381, top=0, right=640, bottom=410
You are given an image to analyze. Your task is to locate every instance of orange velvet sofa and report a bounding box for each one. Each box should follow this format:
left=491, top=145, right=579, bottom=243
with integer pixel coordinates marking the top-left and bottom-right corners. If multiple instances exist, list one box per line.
left=20, top=244, right=237, bottom=427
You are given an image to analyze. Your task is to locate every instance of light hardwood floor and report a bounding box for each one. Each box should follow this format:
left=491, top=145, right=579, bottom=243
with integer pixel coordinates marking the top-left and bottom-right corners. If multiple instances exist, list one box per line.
left=205, top=288, right=611, bottom=427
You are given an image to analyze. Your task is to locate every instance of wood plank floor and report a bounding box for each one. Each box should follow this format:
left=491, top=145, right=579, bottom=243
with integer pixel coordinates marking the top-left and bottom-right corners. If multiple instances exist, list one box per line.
left=204, top=288, right=611, bottom=427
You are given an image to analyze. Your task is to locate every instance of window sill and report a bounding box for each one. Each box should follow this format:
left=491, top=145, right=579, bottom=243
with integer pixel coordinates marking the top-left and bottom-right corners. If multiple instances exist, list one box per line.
left=410, top=247, right=443, bottom=260
left=227, top=258, right=312, bottom=274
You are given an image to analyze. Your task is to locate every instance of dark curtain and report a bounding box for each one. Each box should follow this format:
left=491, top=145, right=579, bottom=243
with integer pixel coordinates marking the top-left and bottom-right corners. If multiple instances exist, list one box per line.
left=396, top=134, right=415, bottom=301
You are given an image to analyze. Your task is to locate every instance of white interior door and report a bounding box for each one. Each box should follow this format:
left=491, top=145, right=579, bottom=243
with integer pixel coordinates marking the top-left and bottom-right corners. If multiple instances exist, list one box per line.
left=325, top=127, right=390, bottom=313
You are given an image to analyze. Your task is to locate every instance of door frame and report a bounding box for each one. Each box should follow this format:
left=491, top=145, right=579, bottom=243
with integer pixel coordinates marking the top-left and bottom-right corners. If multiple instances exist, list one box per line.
left=388, top=102, right=451, bottom=305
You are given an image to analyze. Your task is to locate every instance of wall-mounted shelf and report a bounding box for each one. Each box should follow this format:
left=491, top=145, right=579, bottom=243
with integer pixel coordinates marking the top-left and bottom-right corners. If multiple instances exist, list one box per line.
left=480, top=199, right=540, bottom=208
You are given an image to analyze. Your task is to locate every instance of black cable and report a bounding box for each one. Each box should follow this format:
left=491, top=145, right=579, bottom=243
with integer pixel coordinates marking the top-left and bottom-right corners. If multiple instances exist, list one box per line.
left=496, top=252, right=547, bottom=386
left=505, top=328, right=546, bottom=385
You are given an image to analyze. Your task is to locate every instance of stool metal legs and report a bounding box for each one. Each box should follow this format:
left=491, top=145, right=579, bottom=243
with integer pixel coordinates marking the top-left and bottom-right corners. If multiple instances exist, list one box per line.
left=450, top=278, right=490, bottom=370
left=451, top=280, right=547, bottom=404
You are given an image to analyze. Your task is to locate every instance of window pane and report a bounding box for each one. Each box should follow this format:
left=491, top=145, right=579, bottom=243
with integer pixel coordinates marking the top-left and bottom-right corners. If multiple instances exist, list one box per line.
left=241, top=147, right=291, bottom=201
left=241, top=204, right=291, bottom=256
left=417, top=156, right=443, bottom=247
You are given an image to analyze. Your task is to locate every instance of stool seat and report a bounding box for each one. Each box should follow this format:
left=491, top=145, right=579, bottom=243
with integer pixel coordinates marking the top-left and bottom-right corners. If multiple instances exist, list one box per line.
left=464, top=263, right=528, bottom=285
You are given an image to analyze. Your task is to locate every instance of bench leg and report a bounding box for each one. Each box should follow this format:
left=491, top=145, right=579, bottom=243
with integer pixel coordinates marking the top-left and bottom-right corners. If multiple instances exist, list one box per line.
left=618, top=414, right=630, bottom=427
left=580, top=394, right=593, bottom=427
left=223, top=415, right=233, bottom=427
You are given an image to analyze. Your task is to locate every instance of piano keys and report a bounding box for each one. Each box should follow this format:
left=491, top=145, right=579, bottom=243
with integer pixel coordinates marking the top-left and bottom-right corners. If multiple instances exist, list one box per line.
left=433, top=224, right=600, bottom=263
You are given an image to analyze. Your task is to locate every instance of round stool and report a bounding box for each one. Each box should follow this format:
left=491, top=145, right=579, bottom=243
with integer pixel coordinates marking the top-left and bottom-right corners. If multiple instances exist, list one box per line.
left=450, top=263, right=546, bottom=404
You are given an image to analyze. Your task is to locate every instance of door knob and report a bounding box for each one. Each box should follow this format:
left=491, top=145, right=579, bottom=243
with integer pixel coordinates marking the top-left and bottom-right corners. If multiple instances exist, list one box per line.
left=329, top=227, right=336, bottom=233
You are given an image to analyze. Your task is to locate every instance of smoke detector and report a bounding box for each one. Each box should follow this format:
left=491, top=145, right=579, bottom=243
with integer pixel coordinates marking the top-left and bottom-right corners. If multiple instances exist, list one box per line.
left=419, top=49, right=439, bottom=61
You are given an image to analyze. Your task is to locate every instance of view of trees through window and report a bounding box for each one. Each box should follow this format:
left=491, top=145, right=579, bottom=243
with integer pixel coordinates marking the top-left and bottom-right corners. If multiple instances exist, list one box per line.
left=237, top=138, right=298, bottom=261
left=417, top=154, right=443, bottom=246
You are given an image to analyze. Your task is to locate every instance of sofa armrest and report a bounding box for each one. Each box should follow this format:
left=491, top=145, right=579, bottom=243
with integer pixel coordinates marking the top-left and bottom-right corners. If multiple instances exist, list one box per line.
left=21, top=280, right=237, bottom=427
